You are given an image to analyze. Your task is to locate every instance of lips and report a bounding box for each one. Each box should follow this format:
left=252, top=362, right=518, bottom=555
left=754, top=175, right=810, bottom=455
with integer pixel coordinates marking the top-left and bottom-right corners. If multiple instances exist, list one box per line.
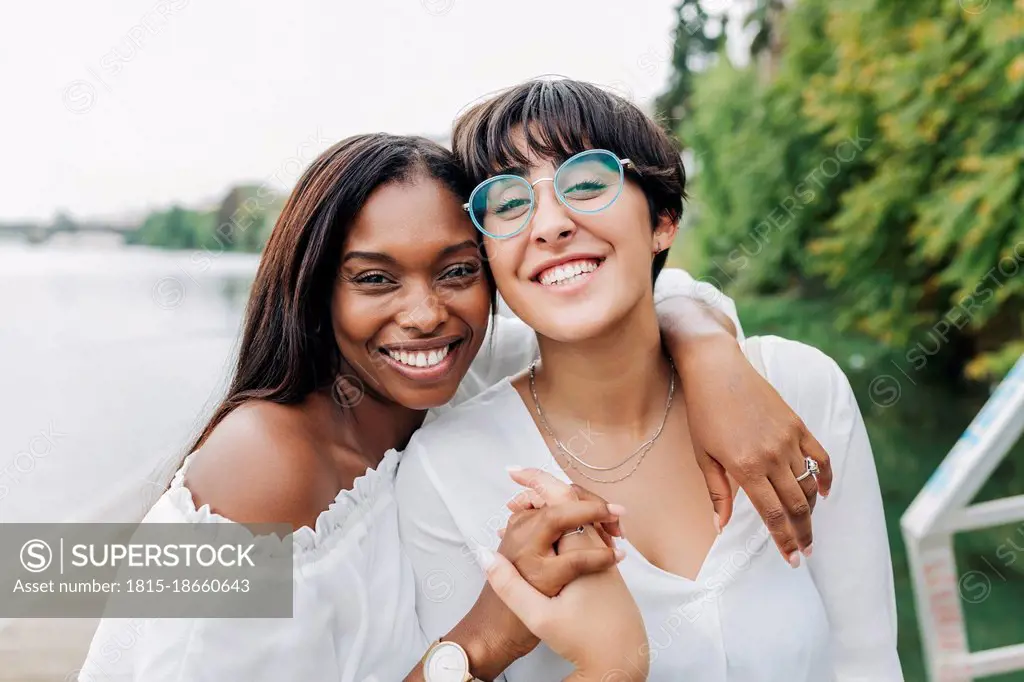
left=535, top=258, right=603, bottom=286
left=384, top=343, right=454, bottom=368
left=376, top=336, right=465, bottom=382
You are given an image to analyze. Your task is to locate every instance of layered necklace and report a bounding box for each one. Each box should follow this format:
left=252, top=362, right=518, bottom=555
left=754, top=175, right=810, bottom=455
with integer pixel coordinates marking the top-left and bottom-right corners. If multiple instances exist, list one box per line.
left=527, top=361, right=675, bottom=484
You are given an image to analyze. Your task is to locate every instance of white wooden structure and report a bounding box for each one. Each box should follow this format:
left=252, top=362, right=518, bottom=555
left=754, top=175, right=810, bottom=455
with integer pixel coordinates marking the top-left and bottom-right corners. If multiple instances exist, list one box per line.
left=901, top=354, right=1024, bottom=681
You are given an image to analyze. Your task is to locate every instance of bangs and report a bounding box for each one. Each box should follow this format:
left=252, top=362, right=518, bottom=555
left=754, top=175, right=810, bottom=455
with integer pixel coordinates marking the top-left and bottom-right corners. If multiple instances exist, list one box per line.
left=452, top=77, right=688, bottom=289
left=455, top=79, right=643, bottom=184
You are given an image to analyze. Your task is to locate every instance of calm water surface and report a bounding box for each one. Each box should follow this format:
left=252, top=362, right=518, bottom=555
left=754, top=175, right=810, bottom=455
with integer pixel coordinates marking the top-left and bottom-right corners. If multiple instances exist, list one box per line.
left=0, top=242, right=257, bottom=525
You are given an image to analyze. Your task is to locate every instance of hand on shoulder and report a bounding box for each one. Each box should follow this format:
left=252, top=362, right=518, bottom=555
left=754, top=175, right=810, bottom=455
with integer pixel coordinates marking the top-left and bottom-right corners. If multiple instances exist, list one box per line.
left=184, top=401, right=341, bottom=531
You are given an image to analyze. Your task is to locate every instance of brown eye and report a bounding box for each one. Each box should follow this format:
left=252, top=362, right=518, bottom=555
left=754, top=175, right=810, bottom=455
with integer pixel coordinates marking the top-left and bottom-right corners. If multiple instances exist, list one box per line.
left=440, top=263, right=480, bottom=281
left=353, top=271, right=395, bottom=286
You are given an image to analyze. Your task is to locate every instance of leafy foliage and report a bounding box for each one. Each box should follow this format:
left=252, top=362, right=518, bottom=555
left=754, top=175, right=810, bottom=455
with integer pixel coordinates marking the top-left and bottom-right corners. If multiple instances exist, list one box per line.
left=127, top=184, right=282, bottom=254
left=672, top=0, right=1024, bottom=380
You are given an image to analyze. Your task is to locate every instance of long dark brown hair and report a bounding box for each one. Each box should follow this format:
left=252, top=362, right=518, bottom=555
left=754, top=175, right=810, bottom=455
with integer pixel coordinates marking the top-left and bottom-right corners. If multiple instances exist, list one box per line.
left=190, top=133, right=484, bottom=451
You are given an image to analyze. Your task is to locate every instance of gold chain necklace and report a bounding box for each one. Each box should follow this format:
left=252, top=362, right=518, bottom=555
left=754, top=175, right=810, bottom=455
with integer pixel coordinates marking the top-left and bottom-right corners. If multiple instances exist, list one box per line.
left=528, top=361, right=675, bottom=484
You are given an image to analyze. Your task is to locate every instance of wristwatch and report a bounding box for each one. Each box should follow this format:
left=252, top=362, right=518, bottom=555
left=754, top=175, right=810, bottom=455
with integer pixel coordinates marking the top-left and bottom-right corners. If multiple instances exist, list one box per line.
left=420, top=639, right=475, bottom=682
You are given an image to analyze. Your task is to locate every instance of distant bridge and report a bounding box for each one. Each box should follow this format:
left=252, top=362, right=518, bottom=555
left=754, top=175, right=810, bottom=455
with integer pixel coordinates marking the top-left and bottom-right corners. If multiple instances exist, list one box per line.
left=0, top=222, right=137, bottom=244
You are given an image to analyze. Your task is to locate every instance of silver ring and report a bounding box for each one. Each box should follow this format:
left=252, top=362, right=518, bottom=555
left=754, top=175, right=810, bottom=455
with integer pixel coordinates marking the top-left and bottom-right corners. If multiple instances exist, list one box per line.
left=560, top=525, right=585, bottom=539
left=795, top=458, right=820, bottom=483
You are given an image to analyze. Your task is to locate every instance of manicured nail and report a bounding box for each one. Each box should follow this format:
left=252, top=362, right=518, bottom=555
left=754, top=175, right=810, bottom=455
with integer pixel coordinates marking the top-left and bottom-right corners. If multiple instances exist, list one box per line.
left=614, top=548, right=626, bottom=562
left=607, top=503, right=627, bottom=517
left=821, top=490, right=829, bottom=499
left=802, top=543, right=813, bottom=558
left=505, top=465, right=524, bottom=473
left=788, top=551, right=801, bottom=569
left=713, top=513, right=722, bottom=535
left=476, top=546, right=497, bottom=571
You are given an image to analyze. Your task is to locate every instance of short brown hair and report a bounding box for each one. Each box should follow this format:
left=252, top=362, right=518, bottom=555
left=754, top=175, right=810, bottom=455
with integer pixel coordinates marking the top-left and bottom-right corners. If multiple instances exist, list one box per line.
left=451, top=78, right=686, bottom=279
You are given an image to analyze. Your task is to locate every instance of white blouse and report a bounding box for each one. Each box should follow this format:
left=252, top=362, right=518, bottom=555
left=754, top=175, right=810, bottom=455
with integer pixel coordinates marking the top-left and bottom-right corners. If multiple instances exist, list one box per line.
left=79, top=269, right=736, bottom=682
left=395, top=336, right=903, bottom=682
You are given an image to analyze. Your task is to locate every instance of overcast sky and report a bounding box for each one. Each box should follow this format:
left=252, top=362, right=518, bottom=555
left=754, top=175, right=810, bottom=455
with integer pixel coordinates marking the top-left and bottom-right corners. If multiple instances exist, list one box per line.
left=1, top=0, right=743, bottom=221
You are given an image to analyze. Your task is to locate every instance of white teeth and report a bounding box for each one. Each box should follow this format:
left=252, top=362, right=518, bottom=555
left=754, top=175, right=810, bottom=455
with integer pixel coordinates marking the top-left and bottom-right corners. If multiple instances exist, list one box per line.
left=539, top=259, right=600, bottom=286
left=386, top=344, right=451, bottom=368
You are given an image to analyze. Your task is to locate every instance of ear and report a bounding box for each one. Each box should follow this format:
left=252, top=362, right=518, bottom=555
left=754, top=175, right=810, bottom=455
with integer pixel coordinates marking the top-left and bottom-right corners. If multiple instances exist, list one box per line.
left=651, top=212, right=679, bottom=254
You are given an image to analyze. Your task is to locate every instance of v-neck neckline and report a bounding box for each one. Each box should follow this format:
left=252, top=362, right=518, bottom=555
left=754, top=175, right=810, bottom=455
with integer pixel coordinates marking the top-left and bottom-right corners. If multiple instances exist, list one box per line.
left=499, top=377, right=742, bottom=586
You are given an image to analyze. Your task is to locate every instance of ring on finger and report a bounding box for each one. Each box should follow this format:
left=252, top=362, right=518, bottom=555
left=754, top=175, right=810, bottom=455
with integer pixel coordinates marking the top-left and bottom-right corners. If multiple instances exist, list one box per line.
left=795, top=457, right=820, bottom=483
left=561, top=525, right=585, bottom=539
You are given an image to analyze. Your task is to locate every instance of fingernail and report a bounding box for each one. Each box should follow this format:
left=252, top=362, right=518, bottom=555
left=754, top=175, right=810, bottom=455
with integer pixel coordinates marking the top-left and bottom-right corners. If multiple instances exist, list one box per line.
left=505, top=465, right=524, bottom=473
left=788, top=551, right=801, bottom=569
left=607, top=503, right=627, bottom=517
left=713, top=513, right=722, bottom=535
left=614, top=548, right=626, bottom=562
left=476, top=546, right=497, bottom=571
left=802, top=543, right=813, bottom=558
left=821, top=491, right=829, bottom=499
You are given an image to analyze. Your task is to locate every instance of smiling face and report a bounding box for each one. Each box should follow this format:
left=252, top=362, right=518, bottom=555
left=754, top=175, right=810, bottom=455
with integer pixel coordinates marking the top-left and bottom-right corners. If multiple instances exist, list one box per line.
left=332, top=175, right=491, bottom=410
left=482, top=142, right=677, bottom=343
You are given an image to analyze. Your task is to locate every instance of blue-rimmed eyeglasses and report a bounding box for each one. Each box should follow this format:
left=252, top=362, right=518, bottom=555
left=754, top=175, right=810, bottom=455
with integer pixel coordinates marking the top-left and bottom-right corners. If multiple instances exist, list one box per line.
left=463, top=149, right=638, bottom=239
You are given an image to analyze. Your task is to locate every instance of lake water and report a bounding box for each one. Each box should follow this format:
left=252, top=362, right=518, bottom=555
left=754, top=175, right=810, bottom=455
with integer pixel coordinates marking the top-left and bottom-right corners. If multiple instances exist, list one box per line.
left=0, top=241, right=258, bottom=680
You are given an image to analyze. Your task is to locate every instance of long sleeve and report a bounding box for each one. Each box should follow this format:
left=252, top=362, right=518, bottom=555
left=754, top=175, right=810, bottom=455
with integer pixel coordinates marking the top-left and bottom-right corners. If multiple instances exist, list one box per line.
left=781, top=344, right=902, bottom=681
left=394, top=440, right=494, bottom=650
left=396, top=384, right=581, bottom=682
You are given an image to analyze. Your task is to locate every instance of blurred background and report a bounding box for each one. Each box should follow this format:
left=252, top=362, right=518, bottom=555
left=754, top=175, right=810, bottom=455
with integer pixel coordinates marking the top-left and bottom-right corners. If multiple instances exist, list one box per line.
left=1, top=0, right=1022, bottom=680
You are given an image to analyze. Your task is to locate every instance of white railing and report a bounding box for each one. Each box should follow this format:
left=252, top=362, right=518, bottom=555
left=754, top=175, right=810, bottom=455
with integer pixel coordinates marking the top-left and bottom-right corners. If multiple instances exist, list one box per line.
left=901, top=354, right=1024, bottom=681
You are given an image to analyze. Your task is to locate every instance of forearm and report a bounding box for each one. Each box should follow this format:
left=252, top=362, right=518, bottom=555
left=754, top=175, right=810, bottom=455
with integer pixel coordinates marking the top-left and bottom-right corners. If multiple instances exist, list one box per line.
left=657, top=295, right=738, bottom=351
left=403, top=663, right=427, bottom=682
left=658, top=296, right=744, bottom=383
left=402, top=629, right=505, bottom=682
left=564, top=671, right=645, bottom=682
left=562, top=654, right=648, bottom=682
left=404, top=586, right=532, bottom=682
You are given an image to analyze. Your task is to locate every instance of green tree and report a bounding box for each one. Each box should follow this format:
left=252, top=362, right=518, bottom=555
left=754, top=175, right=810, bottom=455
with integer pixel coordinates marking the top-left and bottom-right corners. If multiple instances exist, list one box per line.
left=129, top=205, right=214, bottom=250
left=655, top=0, right=728, bottom=126
left=678, top=0, right=1024, bottom=380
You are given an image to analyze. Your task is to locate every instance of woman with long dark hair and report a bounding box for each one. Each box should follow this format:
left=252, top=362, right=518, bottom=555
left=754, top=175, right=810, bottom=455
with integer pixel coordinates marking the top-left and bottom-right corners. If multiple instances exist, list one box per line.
left=81, top=129, right=833, bottom=681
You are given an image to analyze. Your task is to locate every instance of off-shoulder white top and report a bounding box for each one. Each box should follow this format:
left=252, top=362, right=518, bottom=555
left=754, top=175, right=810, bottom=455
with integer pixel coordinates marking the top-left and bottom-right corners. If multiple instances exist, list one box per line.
left=79, top=269, right=738, bottom=682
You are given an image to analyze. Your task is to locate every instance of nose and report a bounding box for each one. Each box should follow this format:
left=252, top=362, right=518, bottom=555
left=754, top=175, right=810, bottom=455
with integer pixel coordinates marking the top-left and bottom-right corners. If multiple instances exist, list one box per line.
left=528, top=180, right=576, bottom=246
left=395, top=282, right=449, bottom=335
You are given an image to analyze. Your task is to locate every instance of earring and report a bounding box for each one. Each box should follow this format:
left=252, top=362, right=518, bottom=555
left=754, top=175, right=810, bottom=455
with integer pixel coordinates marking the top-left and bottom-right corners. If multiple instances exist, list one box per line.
left=654, top=241, right=661, bottom=253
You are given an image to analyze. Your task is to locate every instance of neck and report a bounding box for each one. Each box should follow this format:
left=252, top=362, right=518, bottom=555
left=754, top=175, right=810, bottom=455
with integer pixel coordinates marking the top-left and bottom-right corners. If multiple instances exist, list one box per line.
left=313, top=388, right=427, bottom=470
left=532, top=298, right=672, bottom=437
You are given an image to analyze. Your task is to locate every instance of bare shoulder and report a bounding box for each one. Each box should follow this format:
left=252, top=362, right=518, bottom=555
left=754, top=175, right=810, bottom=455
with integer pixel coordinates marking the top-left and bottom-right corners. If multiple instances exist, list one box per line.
left=184, top=401, right=341, bottom=531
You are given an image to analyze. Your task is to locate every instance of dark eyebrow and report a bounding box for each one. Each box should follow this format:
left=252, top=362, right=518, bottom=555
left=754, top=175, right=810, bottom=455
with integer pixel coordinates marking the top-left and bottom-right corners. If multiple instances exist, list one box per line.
left=439, top=239, right=479, bottom=258
left=494, top=157, right=570, bottom=178
left=341, top=240, right=478, bottom=266
left=341, top=251, right=397, bottom=266
left=495, top=165, right=530, bottom=177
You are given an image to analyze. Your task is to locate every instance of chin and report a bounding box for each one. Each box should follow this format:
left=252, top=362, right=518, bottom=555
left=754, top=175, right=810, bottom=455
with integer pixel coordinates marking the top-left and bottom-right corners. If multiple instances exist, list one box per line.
left=392, top=383, right=461, bottom=411
left=533, top=311, right=619, bottom=344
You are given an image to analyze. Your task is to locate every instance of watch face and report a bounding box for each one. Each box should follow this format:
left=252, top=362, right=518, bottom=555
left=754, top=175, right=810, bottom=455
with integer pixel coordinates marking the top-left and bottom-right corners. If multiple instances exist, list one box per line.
left=425, top=642, right=468, bottom=682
